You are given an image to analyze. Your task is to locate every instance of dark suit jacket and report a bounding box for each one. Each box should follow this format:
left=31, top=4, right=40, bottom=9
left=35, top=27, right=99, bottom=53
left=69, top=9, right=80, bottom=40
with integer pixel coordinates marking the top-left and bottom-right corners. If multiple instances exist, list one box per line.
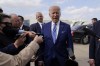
left=22, top=25, right=30, bottom=31
left=0, top=28, right=27, bottom=55
left=30, top=22, right=43, bottom=66
left=30, top=22, right=41, bottom=33
left=41, top=21, right=73, bottom=66
left=0, top=33, right=18, bottom=55
left=89, top=21, right=100, bottom=66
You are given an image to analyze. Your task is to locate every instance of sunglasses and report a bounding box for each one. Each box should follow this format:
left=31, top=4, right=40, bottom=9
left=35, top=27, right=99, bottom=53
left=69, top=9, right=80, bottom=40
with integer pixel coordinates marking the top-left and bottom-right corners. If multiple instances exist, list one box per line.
left=0, top=22, right=12, bottom=27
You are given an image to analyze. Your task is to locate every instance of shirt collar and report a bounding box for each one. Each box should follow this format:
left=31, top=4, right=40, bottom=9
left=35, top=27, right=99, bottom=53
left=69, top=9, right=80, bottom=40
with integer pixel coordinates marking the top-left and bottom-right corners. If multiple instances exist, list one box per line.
left=38, top=22, right=43, bottom=25
left=20, top=24, right=23, bottom=29
left=52, top=20, right=60, bottom=26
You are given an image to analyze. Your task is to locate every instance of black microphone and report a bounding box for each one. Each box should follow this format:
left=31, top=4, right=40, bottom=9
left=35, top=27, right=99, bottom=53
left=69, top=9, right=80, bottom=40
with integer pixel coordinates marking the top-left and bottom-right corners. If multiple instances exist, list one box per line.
left=82, top=28, right=100, bottom=39
left=36, top=33, right=43, bottom=36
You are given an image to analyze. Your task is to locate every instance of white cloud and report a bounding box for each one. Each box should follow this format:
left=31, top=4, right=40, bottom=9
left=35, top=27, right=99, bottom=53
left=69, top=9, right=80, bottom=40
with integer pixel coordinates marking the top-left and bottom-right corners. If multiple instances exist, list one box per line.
left=54, top=0, right=72, bottom=4
left=55, top=0, right=65, bottom=4
left=63, top=6, right=100, bottom=14
left=62, top=6, right=100, bottom=20
left=24, top=6, right=100, bottom=24
left=0, top=0, right=42, bottom=7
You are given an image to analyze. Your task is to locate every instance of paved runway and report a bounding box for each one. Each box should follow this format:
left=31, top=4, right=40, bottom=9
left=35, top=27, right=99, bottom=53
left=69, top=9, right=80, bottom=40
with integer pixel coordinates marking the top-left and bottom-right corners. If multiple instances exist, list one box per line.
left=74, top=43, right=89, bottom=66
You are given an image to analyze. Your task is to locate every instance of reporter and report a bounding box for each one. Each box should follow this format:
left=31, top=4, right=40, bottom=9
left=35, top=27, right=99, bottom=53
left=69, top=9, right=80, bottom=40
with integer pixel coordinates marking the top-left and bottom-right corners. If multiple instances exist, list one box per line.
left=0, top=35, right=43, bottom=66
left=89, top=20, right=100, bottom=66
left=0, top=13, right=27, bottom=54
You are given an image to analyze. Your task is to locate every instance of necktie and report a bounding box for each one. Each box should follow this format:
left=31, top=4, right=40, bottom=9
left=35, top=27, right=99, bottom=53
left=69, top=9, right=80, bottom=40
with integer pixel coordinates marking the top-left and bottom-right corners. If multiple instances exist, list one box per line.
left=52, top=23, right=57, bottom=44
left=41, top=23, right=44, bottom=29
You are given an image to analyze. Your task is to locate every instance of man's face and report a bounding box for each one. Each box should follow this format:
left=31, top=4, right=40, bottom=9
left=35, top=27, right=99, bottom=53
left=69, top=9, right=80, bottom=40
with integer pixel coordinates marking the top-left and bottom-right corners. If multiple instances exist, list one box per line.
left=36, top=13, right=43, bottom=23
left=18, top=17, right=23, bottom=27
left=11, top=16, right=20, bottom=28
left=49, top=7, right=61, bottom=23
left=92, top=20, right=96, bottom=24
left=0, top=17, right=11, bottom=31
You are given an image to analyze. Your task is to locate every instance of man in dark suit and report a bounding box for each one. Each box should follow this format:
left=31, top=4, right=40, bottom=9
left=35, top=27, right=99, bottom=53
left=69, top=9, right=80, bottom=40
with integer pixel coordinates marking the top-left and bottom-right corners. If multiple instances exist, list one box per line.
left=39, top=6, right=74, bottom=66
left=89, top=20, right=100, bottom=66
left=30, top=12, right=44, bottom=66
left=91, top=18, right=98, bottom=24
left=30, top=12, right=44, bottom=33
left=18, top=15, right=30, bottom=31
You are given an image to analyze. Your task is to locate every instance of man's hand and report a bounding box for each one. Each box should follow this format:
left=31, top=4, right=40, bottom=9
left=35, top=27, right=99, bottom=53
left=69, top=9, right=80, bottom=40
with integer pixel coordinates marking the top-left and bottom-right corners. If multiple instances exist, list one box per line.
left=70, top=55, right=76, bottom=60
left=24, top=31, right=36, bottom=38
left=33, top=35, right=43, bottom=44
left=98, top=39, right=100, bottom=41
left=88, top=59, right=95, bottom=66
left=38, top=61, right=44, bottom=66
left=14, top=33, right=27, bottom=48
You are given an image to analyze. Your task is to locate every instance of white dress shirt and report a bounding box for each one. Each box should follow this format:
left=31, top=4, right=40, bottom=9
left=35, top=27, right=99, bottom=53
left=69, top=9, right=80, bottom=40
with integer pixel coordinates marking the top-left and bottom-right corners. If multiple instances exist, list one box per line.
left=51, top=21, right=60, bottom=39
left=19, top=24, right=25, bottom=34
left=20, top=24, right=23, bottom=30
left=38, top=22, right=43, bottom=29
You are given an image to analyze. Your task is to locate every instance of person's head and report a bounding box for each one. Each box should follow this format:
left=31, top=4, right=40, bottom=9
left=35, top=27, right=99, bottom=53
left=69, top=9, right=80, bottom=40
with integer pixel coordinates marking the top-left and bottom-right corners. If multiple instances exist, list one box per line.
left=0, top=13, right=11, bottom=33
left=10, top=14, right=20, bottom=28
left=36, top=12, right=43, bottom=23
left=18, top=15, right=24, bottom=27
left=0, top=8, right=3, bottom=13
left=92, top=18, right=98, bottom=24
left=49, top=6, right=61, bottom=23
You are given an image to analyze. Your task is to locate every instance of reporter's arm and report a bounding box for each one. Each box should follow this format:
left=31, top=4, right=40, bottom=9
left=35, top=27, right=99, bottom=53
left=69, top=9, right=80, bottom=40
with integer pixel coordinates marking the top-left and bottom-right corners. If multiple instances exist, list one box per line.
left=0, top=43, right=18, bottom=54
left=0, top=51, right=16, bottom=66
left=14, top=35, right=43, bottom=66
left=0, top=41, right=39, bottom=66
left=14, top=40, right=40, bottom=66
left=0, top=36, right=42, bottom=66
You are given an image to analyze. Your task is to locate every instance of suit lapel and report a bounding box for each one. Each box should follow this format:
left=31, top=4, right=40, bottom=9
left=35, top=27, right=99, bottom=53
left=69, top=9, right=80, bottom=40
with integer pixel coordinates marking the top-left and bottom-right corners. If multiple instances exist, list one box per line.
left=48, top=22, right=54, bottom=44
left=36, top=23, right=41, bottom=33
left=56, top=21, right=64, bottom=43
left=22, top=25, right=24, bottom=30
left=22, top=25, right=26, bottom=30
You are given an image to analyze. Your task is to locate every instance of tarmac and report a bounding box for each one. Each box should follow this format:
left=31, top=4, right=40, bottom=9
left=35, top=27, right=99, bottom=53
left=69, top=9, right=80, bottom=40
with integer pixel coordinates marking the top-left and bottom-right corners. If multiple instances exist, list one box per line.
left=74, top=43, right=89, bottom=66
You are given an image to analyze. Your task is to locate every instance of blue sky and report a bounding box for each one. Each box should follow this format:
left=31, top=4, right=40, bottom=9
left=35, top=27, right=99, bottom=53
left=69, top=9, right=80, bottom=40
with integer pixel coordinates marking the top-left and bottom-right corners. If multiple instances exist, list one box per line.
left=0, top=0, right=100, bottom=23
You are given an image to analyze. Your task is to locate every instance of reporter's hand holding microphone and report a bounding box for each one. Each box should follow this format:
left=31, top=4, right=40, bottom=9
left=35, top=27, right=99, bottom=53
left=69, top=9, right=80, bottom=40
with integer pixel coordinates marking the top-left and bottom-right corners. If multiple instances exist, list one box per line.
left=13, top=31, right=43, bottom=48
left=24, top=31, right=36, bottom=38
left=25, top=31, right=44, bottom=45
left=33, top=35, right=43, bottom=44
left=14, top=33, right=27, bottom=48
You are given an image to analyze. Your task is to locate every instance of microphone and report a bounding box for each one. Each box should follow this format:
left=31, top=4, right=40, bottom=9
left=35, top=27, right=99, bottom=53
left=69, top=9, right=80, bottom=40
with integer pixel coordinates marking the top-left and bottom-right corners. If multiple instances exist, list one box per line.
left=82, top=28, right=100, bottom=39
